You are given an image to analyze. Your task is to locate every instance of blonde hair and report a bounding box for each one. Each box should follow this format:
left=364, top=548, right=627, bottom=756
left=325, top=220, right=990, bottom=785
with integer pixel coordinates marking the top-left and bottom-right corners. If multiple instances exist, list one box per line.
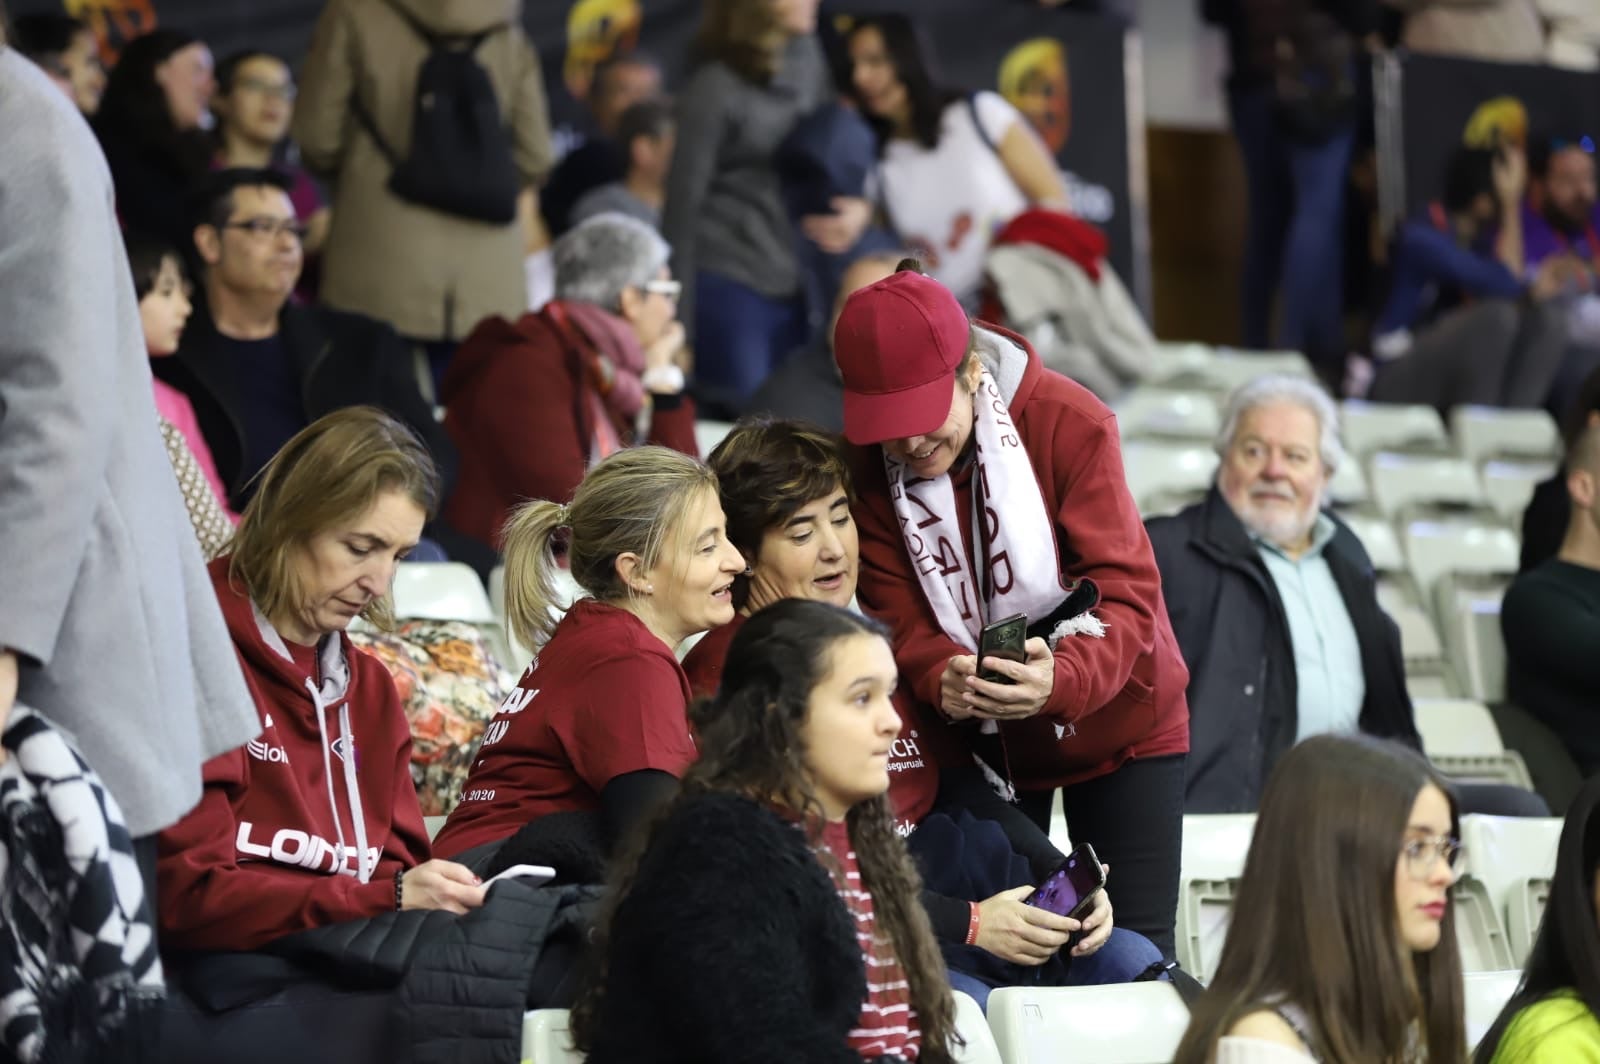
left=501, top=446, right=719, bottom=651
left=228, top=406, right=440, bottom=632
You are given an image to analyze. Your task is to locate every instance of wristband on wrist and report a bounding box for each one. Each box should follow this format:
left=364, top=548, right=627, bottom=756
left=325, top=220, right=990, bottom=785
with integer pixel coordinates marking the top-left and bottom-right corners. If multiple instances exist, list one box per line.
left=641, top=364, right=685, bottom=395
left=965, top=901, right=981, bottom=946
left=394, top=867, right=405, bottom=911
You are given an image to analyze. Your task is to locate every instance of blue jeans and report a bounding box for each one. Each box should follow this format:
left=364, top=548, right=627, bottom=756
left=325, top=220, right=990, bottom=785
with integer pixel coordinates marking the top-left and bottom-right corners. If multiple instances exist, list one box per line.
left=1228, top=86, right=1355, bottom=367
left=945, top=927, right=1165, bottom=1013
left=692, top=269, right=807, bottom=414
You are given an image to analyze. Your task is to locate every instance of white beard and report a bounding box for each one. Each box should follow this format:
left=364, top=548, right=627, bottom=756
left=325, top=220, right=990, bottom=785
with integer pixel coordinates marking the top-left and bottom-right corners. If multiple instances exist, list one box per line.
left=1240, top=490, right=1323, bottom=551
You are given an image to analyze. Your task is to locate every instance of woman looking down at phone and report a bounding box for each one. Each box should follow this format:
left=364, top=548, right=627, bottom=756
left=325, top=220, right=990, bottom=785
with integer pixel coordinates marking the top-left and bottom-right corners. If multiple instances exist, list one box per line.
left=834, top=263, right=1190, bottom=958
left=682, top=417, right=1163, bottom=1008
left=1174, top=734, right=1466, bottom=1064
left=572, top=599, right=956, bottom=1062
left=430, top=447, right=745, bottom=868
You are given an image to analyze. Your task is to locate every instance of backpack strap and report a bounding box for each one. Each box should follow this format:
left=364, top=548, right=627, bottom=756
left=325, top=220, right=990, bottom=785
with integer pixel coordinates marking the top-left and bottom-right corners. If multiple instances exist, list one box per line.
left=966, top=92, right=999, bottom=156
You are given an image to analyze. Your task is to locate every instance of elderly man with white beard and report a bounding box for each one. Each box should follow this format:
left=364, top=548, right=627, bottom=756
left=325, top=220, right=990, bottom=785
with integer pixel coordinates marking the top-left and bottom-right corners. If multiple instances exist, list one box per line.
left=1146, top=376, right=1547, bottom=816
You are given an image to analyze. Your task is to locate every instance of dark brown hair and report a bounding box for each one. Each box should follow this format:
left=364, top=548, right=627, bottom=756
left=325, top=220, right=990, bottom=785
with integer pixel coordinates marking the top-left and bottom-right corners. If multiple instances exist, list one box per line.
left=1173, top=734, right=1466, bottom=1064
left=695, top=0, right=787, bottom=83
left=229, top=406, right=440, bottom=632
left=706, top=416, right=854, bottom=608
left=570, top=599, right=957, bottom=1060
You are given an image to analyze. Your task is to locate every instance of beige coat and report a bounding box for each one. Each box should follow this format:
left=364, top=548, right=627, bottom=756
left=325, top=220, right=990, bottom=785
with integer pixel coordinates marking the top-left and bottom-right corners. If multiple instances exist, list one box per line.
left=292, top=0, right=553, bottom=341
left=1392, top=0, right=1546, bottom=63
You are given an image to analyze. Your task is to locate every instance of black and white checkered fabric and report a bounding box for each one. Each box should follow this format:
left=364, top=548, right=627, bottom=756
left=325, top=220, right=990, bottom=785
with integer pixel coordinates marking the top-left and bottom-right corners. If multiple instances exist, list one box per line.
left=0, top=707, right=162, bottom=1063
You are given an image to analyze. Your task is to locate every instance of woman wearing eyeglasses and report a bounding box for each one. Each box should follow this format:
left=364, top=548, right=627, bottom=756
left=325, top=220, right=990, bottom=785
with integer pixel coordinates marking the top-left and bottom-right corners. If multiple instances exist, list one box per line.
left=1173, top=733, right=1467, bottom=1064
left=441, top=212, right=699, bottom=556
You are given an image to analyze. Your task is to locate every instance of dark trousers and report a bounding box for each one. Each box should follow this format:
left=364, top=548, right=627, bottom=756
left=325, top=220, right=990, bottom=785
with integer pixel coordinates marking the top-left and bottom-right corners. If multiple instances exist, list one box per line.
left=692, top=269, right=806, bottom=416
left=1229, top=86, right=1355, bottom=369
left=1016, top=754, right=1185, bottom=962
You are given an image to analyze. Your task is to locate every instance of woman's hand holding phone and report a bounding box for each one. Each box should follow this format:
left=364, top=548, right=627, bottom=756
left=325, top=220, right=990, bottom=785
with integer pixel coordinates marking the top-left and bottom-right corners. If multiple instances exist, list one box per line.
left=965, top=638, right=1055, bottom=719
left=975, top=885, right=1079, bottom=965
left=1070, top=865, right=1114, bottom=958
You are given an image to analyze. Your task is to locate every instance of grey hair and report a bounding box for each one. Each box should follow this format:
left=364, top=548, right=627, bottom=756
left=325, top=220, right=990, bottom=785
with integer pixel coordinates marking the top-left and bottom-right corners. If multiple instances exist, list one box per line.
left=551, top=212, right=672, bottom=310
left=1214, top=374, right=1344, bottom=474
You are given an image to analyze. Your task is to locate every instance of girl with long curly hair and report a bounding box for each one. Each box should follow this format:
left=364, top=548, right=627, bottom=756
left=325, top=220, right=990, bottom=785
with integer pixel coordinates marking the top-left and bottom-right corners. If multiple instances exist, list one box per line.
left=571, top=598, right=956, bottom=1062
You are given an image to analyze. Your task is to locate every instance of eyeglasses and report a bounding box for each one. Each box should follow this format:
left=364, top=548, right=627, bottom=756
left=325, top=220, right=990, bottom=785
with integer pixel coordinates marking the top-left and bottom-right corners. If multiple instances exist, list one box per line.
left=642, top=278, right=682, bottom=302
left=223, top=217, right=308, bottom=241
left=1401, top=836, right=1465, bottom=880
left=234, top=77, right=297, bottom=101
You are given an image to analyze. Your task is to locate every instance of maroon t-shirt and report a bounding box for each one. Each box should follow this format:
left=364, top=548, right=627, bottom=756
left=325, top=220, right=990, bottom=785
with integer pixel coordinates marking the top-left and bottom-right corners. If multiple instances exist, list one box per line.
left=682, top=612, right=948, bottom=837
left=432, top=599, right=695, bottom=857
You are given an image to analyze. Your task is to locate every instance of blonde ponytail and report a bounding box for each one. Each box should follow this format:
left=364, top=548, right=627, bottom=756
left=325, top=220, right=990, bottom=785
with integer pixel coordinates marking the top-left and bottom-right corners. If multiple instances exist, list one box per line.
left=500, top=500, right=567, bottom=652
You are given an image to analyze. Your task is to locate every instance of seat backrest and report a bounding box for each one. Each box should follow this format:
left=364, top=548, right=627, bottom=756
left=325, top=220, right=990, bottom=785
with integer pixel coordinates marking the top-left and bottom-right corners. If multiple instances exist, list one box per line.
left=1341, top=512, right=1404, bottom=572
left=1181, top=814, right=1257, bottom=882
left=1370, top=454, right=1484, bottom=518
left=695, top=419, right=736, bottom=458
left=1463, top=970, right=1524, bottom=1051
left=1342, top=400, right=1448, bottom=460
left=987, top=982, right=1191, bottom=1064
left=1481, top=460, right=1558, bottom=522
left=1450, top=406, right=1560, bottom=464
left=1453, top=876, right=1516, bottom=973
left=1122, top=442, right=1218, bottom=516
left=1177, top=814, right=1256, bottom=980
left=1392, top=603, right=1445, bottom=668
left=1114, top=388, right=1221, bottom=442
left=521, top=1008, right=582, bottom=1063
left=391, top=562, right=495, bottom=623
left=951, top=990, right=1004, bottom=1064
left=1413, top=698, right=1505, bottom=758
left=1461, top=814, right=1563, bottom=963
left=1328, top=457, right=1370, bottom=508
left=1402, top=518, right=1518, bottom=607
left=1434, top=574, right=1509, bottom=703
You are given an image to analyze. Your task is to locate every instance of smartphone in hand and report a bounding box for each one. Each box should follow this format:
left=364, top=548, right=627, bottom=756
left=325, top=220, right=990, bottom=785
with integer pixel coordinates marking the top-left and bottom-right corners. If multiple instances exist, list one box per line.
left=978, top=613, right=1028, bottom=684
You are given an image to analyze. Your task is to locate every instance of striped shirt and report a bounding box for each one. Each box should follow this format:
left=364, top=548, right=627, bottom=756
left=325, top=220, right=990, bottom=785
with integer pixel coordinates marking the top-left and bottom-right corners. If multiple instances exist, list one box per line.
left=816, top=818, right=921, bottom=1061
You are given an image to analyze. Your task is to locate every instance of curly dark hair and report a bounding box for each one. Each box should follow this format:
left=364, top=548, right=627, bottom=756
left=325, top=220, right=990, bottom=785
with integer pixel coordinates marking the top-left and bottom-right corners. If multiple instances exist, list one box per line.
left=570, top=599, right=957, bottom=1061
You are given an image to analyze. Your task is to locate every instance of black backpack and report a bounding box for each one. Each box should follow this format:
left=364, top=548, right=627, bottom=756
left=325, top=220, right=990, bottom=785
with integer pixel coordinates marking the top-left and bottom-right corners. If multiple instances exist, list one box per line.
left=355, top=3, right=521, bottom=224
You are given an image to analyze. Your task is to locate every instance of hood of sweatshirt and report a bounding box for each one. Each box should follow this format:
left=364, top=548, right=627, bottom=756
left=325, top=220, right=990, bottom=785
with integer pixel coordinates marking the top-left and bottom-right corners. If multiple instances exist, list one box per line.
left=208, top=557, right=379, bottom=883
left=389, top=0, right=521, bottom=38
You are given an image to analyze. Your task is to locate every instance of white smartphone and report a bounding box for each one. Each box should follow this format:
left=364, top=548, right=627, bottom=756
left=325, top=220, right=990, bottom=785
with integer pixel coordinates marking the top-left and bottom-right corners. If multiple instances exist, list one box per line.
left=484, top=863, right=556, bottom=888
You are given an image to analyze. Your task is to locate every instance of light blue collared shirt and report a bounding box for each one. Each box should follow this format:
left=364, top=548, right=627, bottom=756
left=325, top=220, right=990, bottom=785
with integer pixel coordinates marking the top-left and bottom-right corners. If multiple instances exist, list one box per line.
left=1254, top=514, right=1366, bottom=743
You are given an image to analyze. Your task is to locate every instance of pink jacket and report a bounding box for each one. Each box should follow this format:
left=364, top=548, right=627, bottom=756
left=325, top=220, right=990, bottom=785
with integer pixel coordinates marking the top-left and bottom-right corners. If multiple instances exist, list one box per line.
left=153, top=376, right=238, bottom=523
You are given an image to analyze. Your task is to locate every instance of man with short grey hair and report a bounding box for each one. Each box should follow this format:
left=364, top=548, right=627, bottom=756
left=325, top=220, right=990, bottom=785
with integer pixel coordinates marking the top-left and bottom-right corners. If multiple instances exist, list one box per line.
left=1150, top=376, right=1549, bottom=816
left=1149, top=376, right=1420, bottom=812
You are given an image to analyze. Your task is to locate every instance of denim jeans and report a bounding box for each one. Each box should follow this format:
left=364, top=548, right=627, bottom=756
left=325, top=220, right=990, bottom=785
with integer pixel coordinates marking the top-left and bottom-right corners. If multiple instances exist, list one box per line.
left=945, top=927, right=1165, bottom=1013
left=691, top=269, right=807, bottom=415
left=1228, top=86, right=1356, bottom=369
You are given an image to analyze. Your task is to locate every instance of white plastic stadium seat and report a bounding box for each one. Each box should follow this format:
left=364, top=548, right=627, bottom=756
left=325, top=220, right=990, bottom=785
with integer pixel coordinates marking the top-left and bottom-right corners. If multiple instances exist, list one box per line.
left=424, top=816, right=446, bottom=842
left=1177, top=814, right=1256, bottom=981
left=1402, top=519, right=1518, bottom=611
left=1481, top=460, right=1557, bottom=523
left=1122, top=441, right=1218, bottom=518
left=1450, top=406, right=1560, bottom=464
left=951, top=990, right=1004, bottom=1064
left=694, top=419, right=736, bottom=459
left=1434, top=574, right=1510, bottom=703
left=987, top=982, right=1191, bottom=1064
left=391, top=562, right=495, bottom=624
left=1145, top=343, right=1313, bottom=395
left=1368, top=453, right=1485, bottom=518
left=1341, top=400, right=1448, bottom=460
left=1413, top=698, right=1533, bottom=791
left=1340, top=512, right=1404, bottom=573
left=1114, top=388, right=1221, bottom=442
left=522, top=1009, right=582, bottom=1063
left=1327, top=458, right=1370, bottom=508
left=1464, top=970, right=1523, bottom=1051
left=1460, top=815, right=1562, bottom=964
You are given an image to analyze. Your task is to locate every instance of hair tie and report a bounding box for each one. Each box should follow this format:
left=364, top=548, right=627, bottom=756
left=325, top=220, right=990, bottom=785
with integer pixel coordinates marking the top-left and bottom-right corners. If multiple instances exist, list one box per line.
left=556, top=503, right=572, bottom=528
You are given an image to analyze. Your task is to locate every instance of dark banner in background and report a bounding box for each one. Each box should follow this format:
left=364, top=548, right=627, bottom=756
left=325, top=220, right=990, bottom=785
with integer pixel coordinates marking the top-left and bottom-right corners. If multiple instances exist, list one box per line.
left=14, top=0, right=1145, bottom=302
left=1377, top=51, right=1600, bottom=225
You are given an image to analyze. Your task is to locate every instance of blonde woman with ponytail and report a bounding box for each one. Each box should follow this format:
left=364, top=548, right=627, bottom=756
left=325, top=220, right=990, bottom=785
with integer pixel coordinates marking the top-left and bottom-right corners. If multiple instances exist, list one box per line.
left=431, top=446, right=745, bottom=867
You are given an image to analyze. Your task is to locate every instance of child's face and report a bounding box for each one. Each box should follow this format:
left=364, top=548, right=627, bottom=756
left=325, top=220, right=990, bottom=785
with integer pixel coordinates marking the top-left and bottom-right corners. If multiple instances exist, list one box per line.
left=140, top=256, right=192, bottom=357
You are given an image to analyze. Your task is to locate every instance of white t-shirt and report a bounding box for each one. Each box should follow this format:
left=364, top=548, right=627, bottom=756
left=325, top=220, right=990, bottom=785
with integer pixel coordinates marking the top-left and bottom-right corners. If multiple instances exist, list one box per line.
left=878, top=91, right=1030, bottom=302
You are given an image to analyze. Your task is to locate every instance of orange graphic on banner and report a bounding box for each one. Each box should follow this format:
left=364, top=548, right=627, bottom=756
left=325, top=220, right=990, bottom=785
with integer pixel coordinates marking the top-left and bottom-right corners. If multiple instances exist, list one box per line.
left=65, top=0, right=157, bottom=65
left=1000, top=37, right=1071, bottom=154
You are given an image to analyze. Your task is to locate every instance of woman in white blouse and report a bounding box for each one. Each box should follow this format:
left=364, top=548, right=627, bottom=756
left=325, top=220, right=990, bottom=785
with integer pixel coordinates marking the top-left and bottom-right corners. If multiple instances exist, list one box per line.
left=839, top=14, right=1067, bottom=306
left=1173, top=734, right=1467, bottom=1064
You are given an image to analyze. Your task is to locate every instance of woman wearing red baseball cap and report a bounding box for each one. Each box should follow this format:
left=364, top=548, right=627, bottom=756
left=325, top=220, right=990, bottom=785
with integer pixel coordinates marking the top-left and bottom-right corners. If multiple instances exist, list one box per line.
left=834, top=263, right=1190, bottom=959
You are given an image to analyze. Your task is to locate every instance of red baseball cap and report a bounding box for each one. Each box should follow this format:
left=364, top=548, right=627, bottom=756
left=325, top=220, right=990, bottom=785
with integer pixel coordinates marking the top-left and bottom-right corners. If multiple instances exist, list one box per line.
left=833, top=271, right=970, bottom=446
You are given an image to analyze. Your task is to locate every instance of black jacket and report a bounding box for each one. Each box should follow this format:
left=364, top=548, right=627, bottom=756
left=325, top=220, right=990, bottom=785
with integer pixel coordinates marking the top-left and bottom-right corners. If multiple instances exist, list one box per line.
left=1146, top=488, right=1420, bottom=813
left=153, top=299, right=455, bottom=511
left=584, top=791, right=884, bottom=1063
